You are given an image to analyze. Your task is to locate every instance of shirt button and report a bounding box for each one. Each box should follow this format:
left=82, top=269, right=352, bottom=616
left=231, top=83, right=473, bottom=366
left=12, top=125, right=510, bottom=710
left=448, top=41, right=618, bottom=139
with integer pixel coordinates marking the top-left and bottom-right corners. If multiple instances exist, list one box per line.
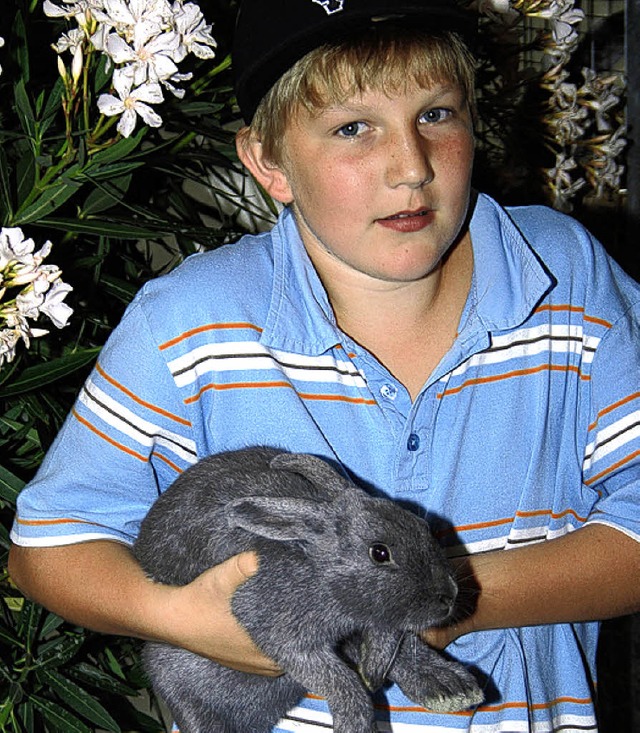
left=407, top=433, right=420, bottom=451
left=380, top=383, right=398, bottom=400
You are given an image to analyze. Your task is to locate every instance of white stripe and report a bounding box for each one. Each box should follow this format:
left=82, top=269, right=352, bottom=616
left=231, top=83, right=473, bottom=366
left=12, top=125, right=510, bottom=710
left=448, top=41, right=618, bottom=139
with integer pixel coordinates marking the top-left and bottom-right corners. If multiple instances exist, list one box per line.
left=168, top=342, right=365, bottom=389
left=80, top=381, right=197, bottom=462
left=447, top=325, right=599, bottom=382
left=583, top=409, right=640, bottom=471
left=9, top=529, right=131, bottom=547
left=276, top=711, right=598, bottom=733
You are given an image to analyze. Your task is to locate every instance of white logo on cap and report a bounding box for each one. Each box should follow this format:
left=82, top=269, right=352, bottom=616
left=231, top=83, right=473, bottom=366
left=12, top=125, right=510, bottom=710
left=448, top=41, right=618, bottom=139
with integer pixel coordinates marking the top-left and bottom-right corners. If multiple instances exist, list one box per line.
left=312, top=0, right=344, bottom=14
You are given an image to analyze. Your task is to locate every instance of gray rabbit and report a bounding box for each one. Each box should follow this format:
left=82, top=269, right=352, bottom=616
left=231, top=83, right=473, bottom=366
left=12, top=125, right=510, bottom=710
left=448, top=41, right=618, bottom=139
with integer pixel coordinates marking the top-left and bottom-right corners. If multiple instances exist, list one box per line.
left=133, top=447, right=483, bottom=733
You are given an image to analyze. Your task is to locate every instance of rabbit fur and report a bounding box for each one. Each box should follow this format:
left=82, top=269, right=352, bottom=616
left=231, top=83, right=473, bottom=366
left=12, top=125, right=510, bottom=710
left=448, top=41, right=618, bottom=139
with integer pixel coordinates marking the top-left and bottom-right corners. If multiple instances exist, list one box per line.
left=133, top=447, right=483, bottom=733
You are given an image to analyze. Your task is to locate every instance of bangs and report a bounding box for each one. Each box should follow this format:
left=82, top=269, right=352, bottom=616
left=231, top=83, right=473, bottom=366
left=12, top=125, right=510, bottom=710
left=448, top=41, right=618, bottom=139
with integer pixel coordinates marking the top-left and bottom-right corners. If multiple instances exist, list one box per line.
left=251, top=30, right=476, bottom=162
left=298, top=32, right=476, bottom=112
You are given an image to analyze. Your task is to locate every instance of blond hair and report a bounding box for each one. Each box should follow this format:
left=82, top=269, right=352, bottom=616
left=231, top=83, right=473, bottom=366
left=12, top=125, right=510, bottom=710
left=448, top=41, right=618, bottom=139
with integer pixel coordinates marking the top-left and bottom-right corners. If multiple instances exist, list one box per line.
left=250, top=29, right=477, bottom=163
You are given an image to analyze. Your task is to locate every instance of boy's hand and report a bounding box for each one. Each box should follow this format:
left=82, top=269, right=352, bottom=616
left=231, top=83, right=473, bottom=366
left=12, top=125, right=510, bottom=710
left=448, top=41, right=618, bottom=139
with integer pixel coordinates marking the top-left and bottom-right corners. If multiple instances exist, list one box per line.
left=164, top=551, right=283, bottom=676
left=8, top=542, right=282, bottom=677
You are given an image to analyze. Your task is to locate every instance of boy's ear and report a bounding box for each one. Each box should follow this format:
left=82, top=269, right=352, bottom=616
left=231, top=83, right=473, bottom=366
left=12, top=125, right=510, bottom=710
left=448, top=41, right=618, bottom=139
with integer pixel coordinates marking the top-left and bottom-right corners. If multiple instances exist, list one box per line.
left=235, top=127, right=294, bottom=204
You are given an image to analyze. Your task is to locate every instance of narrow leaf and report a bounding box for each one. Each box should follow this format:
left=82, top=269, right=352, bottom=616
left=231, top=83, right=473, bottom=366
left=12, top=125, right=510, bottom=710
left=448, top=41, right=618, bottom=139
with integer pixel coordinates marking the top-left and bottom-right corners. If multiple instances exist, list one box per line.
left=69, top=662, right=138, bottom=697
left=0, top=464, right=25, bottom=504
left=14, top=178, right=83, bottom=225
left=0, top=146, right=13, bottom=222
left=81, top=174, right=132, bottom=216
left=14, top=79, right=36, bottom=139
left=30, top=695, right=92, bottom=733
left=0, top=349, right=100, bottom=398
left=37, top=669, right=121, bottom=732
left=32, top=217, right=171, bottom=239
left=88, top=128, right=146, bottom=167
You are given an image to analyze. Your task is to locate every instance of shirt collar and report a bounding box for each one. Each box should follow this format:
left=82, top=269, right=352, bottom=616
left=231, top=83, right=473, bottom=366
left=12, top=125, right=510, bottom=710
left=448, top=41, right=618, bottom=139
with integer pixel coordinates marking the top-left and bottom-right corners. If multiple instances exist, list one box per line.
left=260, top=194, right=555, bottom=354
left=260, top=207, right=342, bottom=355
left=467, top=193, right=554, bottom=333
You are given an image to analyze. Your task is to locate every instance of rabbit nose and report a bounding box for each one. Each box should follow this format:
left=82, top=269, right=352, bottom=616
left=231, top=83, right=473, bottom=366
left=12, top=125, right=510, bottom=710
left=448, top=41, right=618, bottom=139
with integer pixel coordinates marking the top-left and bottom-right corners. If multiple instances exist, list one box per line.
left=435, top=578, right=458, bottom=615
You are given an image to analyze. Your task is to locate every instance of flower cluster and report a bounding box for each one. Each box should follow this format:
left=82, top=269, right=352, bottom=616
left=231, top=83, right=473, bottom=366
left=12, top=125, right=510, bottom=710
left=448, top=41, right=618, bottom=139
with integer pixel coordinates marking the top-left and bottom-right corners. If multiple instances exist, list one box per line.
left=44, top=0, right=217, bottom=137
left=0, top=228, right=73, bottom=367
left=494, top=0, right=626, bottom=211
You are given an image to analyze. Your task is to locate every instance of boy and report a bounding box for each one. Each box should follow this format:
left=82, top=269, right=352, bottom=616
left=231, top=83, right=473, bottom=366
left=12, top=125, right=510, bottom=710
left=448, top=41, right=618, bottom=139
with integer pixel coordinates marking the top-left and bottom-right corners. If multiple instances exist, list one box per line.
left=9, top=0, right=640, bottom=731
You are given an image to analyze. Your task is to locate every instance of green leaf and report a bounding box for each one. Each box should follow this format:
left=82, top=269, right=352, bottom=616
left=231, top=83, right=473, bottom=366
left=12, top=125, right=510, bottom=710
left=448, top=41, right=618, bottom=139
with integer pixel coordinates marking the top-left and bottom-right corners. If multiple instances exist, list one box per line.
left=12, top=10, right=30, bottom=84
left=35, top=632, right=84, bottom=669
left=81, top=174, right=133, bottom=216
left=0, top=349, right=100, bottom=398
left=100, top=274, right=140, bottom=304
left=82, top=161, right=145, bottom=180
left=31, top=217, right=172, bottom=239
left=88, top=128, right=146, bottom=167
left=16, top=138, right=38, bottom=207
left=39, top=612, right=66, bottom=640
left=41, top=79, right=65, bottom=136
left=18, top=700, right=35, bottom=733
left=0, top=615, right=23, bottom=650
left=14, top=79, right=36, bottom=140
left=13, top=177, right=83, bottom=225
left=0, top=464, right=25, bottom=504
left=0, top=147, right=13, bottom=223
left=30, top=695, right=92, bottom=733
left=93, top=53, right=112, bottom=95
left=18, top=600, right=42, bottom=652
left=68, top=662, right=138, bottom=697
left=37, top=669, right=121, bottom=732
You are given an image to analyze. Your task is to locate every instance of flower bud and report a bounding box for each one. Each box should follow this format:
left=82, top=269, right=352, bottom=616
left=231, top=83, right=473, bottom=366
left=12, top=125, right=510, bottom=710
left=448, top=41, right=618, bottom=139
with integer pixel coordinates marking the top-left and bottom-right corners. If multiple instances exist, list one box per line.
left=57, top=55, right=68, bottom=82
left=72, top=44, right=83, bottom=84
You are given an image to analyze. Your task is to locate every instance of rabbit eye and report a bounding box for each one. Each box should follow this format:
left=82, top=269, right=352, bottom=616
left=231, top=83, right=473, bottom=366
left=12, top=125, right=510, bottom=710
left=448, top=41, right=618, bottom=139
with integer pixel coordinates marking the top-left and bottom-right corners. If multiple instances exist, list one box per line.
left=369, top=543, right=392, bottom=565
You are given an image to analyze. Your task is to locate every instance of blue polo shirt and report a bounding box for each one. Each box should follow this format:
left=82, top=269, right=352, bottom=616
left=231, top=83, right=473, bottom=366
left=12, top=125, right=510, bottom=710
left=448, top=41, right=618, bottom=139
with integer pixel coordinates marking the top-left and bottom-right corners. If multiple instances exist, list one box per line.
left=12, top=193, right=640, bottom=732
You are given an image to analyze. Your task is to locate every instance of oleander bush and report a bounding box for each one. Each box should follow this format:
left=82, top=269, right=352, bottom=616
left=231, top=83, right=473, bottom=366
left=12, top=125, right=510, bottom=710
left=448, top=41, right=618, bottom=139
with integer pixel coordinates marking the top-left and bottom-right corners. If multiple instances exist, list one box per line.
left=0, top=0, right=629, bottom=729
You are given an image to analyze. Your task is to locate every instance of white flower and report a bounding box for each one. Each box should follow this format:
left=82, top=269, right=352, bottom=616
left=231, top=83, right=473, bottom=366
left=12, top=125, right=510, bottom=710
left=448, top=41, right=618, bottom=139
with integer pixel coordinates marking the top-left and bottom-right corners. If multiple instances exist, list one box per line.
left=92, top=0, right=173, bottom=44
left=0, top=36, right=4, bottom=77
left=53, top=27, right=87, bottom=55
left=40, top=281, right=74, bottom=329
left=172, top=1, right=216, bottom=60
left=0, top=227, right=38, bottom=270
left=0, top=228, right=74, bottom=366
left=0, top=329, right=20, bottom=368
left=97, top=67, right=164, bottom=137
left=105, top=27, right=180, bottom=86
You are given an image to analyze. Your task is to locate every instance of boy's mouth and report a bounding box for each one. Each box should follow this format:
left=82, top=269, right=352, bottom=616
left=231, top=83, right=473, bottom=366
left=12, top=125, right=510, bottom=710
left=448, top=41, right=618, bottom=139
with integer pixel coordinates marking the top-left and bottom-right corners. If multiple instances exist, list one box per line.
left=377, top=208, right=433, bottom=232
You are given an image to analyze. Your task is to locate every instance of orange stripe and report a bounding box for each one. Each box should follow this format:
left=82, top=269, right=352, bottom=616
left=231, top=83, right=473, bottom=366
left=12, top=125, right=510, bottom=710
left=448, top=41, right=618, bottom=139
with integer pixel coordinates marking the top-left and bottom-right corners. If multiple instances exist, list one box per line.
left=95, top=362, right=191, bottom=427
left=585, top=448, right=640, bottom=486
left=436, top=507, right=588, bottom=538
left=535, top=304, right=612, bottom=329
left=17, top=517, right=92, bottom=527
left=184, top=380, right=376, bottom=406
left=73, top=408, right=148, bottom=463
left=305, top=693, right=593, bottom=715
left=159, top=322, right=263, bottom=350
left=438, top=363, right=588, bottom=398
left=588, top=391, right=640, bottom=431
left=151, top=450, right=184, bottom=475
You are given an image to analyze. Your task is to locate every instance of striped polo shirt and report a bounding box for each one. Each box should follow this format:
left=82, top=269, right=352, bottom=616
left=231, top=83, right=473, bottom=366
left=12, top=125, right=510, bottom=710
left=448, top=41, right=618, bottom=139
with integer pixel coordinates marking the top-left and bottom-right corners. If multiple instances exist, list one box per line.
left=12, top=192, right=640, bottom=732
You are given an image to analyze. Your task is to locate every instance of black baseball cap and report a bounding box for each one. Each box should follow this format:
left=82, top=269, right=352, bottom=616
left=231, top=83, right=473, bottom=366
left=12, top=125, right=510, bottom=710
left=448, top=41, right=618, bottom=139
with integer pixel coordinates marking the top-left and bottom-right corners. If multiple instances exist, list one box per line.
left=232, top=0, right=477, bottom=123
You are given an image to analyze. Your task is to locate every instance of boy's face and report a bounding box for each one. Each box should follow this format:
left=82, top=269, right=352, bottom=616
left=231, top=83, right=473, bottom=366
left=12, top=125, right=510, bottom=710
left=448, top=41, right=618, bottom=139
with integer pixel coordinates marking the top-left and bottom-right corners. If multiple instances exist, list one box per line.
left=245, top=79, right=475, bottom=288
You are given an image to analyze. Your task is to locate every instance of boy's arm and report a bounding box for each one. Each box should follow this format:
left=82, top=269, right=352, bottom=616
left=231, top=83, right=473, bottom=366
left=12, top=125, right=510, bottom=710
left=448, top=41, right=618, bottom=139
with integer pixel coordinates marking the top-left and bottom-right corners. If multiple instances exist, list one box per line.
left=425, top=523, right=640, bottom=648
left=8, top=541, right=281, bottom=676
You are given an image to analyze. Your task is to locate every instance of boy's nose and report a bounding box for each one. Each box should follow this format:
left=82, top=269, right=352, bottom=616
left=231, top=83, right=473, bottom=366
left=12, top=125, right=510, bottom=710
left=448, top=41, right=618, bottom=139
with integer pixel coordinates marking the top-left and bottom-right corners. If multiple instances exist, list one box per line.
left=385, top=129, right=434, bottom=189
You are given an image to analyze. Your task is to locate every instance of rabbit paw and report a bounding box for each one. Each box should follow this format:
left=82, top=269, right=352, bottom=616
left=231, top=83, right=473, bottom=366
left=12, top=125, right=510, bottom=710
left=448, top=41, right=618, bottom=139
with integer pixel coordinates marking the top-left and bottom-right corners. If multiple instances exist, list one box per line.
left=403, top=662, right=483, bottom=713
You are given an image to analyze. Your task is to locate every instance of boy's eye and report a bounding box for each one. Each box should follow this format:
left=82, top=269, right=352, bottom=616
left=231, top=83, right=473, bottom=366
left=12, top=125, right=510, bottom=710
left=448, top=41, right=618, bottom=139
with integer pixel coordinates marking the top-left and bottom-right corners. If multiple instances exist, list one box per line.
left=336, top=121, right=366, bottom=137
left=420, top=108, right=452, bottom=124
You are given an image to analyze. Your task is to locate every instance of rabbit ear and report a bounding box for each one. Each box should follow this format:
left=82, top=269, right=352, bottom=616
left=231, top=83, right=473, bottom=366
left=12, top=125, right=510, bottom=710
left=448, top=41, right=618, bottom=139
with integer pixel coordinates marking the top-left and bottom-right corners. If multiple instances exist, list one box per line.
left=225, top=496, right=329, bottom=540
left=269, top=453, right=346, bottom=496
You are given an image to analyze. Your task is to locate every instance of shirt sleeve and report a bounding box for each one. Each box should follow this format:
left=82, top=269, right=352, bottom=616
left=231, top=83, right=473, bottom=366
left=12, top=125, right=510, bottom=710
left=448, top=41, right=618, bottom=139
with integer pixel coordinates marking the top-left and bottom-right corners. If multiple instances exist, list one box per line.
left=11, top=289, right=197, bottom=547
left=582, top=300, right=640, bottom=542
